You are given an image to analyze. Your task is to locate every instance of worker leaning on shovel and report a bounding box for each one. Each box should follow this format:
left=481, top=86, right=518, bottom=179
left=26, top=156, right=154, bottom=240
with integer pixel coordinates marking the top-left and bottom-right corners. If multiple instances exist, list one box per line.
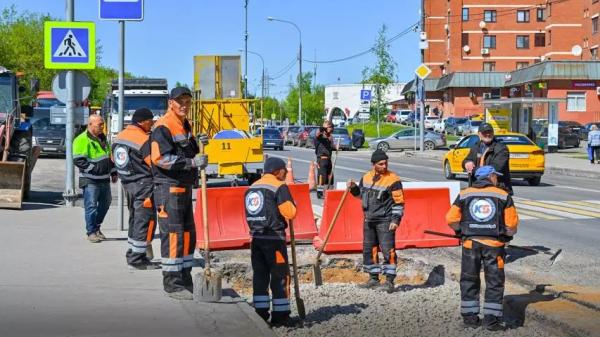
left=244, top=157, right=297, bottom=327
left=347, top=149, right=405, bottom=294
left=445, top=165, right=519, bottom=331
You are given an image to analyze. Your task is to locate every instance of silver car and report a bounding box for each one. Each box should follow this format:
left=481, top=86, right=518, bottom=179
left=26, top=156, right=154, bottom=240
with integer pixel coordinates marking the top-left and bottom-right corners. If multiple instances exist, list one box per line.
left=369, top=128, right=446, bottom=152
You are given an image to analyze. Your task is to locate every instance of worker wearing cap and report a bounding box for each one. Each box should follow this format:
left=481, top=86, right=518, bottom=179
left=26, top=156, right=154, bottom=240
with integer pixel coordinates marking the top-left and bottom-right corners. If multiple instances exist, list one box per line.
left=113, top=108, right=159, bottom=270
left=244, top=157, right=297, bottom=326
left=463, top=123, right=512, bottom=194
left=315, top=121, right=335, bottom=199
left=446, top=165, right=519, bottom=331
left=151, top=87, right=208, bottom=300
left=347, top=149, right=405, bottom=294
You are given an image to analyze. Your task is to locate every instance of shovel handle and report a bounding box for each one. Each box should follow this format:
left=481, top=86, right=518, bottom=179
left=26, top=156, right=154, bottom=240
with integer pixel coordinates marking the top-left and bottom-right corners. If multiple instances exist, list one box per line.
left=288, top=219, right=304, bottom=314
left=316, top=188, right=349, bottom=262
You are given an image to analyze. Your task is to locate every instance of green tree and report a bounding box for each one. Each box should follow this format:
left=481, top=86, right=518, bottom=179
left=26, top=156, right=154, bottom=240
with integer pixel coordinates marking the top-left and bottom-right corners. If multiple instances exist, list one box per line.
left=283, top=72, right=324, bottom=125
left=362, top=24, right=397, bottom=136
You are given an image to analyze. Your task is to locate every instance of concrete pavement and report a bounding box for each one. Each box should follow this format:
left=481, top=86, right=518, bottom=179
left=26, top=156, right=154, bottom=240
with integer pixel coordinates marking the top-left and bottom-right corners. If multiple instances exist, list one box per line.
left=0, top=204, right=274, bottom=337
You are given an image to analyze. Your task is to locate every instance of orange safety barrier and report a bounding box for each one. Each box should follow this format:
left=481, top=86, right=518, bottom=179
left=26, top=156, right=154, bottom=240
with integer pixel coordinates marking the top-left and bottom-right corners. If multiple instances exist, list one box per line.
left=195, top=183, right=317, bottom=251
left=313, top=187, right=459, bottom=254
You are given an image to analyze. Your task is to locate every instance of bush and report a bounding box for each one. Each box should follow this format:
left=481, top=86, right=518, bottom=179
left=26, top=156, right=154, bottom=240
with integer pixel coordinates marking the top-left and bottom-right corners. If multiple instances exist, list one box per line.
left=347, top=122, right=407, bottom=139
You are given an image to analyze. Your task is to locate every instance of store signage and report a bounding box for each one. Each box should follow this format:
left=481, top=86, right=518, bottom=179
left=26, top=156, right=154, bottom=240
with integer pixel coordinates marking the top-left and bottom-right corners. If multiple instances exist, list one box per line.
left=572, top=81, right=596, bottom=88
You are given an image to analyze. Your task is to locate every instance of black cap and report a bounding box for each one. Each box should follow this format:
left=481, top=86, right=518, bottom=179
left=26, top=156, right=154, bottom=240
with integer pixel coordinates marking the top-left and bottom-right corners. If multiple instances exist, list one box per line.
left=371, top=149, right=389, bottom=163
left=170, top=86, right=192, bottom=99
left=479, top=122, right=494, bottom=133
left=264, top=157, right=287, bottom=174
left=131, top=108, right=154, bottom=124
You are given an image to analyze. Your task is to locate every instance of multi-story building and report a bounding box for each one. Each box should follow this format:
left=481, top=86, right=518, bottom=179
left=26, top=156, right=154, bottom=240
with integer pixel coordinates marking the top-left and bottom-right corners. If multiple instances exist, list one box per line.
left=405, top=0, right=600, bottom=124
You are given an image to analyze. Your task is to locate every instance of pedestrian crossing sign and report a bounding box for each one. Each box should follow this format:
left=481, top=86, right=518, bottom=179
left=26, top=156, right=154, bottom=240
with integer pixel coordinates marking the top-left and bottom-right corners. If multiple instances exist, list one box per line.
left=44, top=21, right=96, bottom=69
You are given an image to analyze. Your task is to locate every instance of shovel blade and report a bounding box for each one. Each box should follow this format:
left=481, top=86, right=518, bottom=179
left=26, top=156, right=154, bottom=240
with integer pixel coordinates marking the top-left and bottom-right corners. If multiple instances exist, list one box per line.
left=193, top=271, right=222, bottom=302
left=313, top=263, right=323, bottom=287
left=296, top=297, right=306, bottom=319
left=550, top=249, right=563, bottom=266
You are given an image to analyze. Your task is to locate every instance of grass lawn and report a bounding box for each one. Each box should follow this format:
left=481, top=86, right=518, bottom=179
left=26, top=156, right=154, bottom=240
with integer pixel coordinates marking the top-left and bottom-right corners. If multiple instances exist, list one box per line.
left=347, top=122, right=407, bottom=138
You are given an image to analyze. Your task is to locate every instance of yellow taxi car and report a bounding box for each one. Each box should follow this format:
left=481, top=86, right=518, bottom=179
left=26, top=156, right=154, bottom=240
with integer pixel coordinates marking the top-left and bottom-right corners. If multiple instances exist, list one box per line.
left=443, top=132, right=545, bottom=185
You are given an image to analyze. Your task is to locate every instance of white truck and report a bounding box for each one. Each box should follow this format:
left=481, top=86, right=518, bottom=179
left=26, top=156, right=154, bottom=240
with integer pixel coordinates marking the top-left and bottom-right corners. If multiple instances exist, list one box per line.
left=104, top=79, right=168, bottom=140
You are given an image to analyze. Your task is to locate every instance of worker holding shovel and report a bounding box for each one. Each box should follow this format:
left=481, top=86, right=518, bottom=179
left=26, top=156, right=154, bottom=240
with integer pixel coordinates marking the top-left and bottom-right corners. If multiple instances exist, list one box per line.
left=347, top=149, right=405, bottom=294
left=244, top=157, right=298, bottom=327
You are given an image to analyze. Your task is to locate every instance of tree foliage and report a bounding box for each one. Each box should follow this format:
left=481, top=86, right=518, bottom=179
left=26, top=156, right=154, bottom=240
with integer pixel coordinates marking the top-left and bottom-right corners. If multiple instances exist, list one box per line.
left=283, top=72, right=324, bottom=125
left=361, top=24, right=397, bottom=108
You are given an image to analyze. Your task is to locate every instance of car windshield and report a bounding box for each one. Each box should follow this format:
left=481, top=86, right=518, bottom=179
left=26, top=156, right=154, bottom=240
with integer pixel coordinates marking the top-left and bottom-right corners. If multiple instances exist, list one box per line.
left=454, top=118, right=468, bottom=124
left=112, top=96, right=167, bottom=112
left=32, top=118, right=66, bottom=131
left=333, top=128, right=349, bottom=135
left=470, top=121, right=482, bottom=126
left=496, top=135, right=534, bottom=145
left=36, top=98, right=62, bottom=107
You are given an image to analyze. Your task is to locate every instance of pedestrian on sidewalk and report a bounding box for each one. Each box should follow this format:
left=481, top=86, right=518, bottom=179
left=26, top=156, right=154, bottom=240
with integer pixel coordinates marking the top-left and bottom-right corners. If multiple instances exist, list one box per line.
left=587, top=125, right=600, bottom=164
left=73, top=114, right=117, bottom=243
left=113, top=108, right=159, bottom=270
left=347, top=149, right=405, bottom=293
left=244, top=157, right=297, bottom=326
left=445, top=165, right=519, bottom=331
left=315, top=121, right=335, bottom=199
left=463, top=123, right=512, bottom=195
left=151, top=87, right=208, bottom=300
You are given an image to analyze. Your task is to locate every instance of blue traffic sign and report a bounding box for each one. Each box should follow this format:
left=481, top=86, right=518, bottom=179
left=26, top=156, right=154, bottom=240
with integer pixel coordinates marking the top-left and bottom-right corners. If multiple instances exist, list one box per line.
left=99, top=0, right=144, bottom=21
left=360, top=89, right=372, bottom=101
left=44, top=21, right=96, bottom=69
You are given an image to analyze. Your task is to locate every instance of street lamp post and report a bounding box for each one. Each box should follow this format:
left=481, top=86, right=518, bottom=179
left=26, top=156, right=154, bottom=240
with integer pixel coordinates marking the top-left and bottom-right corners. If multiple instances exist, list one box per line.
left=240, top=49, right=265, bottom=99
left=268, top=16, right=302, bottom=125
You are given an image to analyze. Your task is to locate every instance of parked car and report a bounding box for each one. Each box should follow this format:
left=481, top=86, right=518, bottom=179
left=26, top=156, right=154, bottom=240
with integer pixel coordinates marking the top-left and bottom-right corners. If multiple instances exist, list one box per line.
left=332, top=127, right=353, bottom=150
left=395, top=110, right=412, bottom=124
left=405, top=112, right=421, bottom=127
left=368, top=128, right=446, bottom=152
left=433, top=118, right=446, bottom=133
left=295, top=125, right=319, bottom=147
left=444, top=117, right=468, bottom=135
left=443, top=133, right=545, bottom=186
left=423, top=116, right=440, bottom=130
left=581, top=122, right=600, bottom=141
left=539, top=126, right=580, bottom=149
left=305, top=127, right=319, bottom=149
left=460, top=120, right=482, bottom=136
left=559, top=120, right=585, bottom=140
left=384, top=111, right=397, bottom=123
left=256, top=128, right=284, bottom=150
left=285, top=126, right=301, bottom=145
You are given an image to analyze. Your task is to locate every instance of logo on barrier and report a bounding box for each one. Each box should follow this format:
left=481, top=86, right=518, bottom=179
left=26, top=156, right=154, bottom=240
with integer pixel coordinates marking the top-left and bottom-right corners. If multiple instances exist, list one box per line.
left=245, top=190, right=264, bottom=215
left=114, top=146, right=129, bottom=168
left=469, top=198, right=496, bottom=222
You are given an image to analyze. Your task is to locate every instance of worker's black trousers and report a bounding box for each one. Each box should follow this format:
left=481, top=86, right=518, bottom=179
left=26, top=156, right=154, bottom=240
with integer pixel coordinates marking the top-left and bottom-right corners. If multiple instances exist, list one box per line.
left=316, top=157, right=332, bottom=197
left=251, top=238, right=291, bottom=322
left=154, top=184, right=196, bottom=293
left=460, top=240, right=506, bottom=319
left=124, top=180, right=157, bottom=265
left=362, top=221, right=397, bottom=280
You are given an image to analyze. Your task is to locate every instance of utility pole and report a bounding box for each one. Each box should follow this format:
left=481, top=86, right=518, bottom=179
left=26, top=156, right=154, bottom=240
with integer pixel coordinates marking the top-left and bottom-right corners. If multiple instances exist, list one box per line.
left=64, top=0, right=76, bottom=207
left=117, top=20, right=126, bottom=230
left=244, top=0, right=248, bottom=99
left=419, top=0, right=426, bottom=152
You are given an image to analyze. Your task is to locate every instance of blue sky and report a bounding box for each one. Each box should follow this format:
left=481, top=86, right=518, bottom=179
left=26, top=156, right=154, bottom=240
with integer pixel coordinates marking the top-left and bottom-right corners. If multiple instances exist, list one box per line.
left=4, top=0, right=421, bottom=98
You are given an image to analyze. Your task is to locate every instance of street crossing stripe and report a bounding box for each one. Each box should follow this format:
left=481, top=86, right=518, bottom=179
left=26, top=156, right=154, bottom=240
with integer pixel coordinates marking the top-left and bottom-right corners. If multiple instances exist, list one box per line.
left=542, top=200, right=600, bottom=213
left=516, top=200, right=596, bottom=219
left=517, top=208, right=561, bottom=220
left=566, top=200, right=600, bottom=207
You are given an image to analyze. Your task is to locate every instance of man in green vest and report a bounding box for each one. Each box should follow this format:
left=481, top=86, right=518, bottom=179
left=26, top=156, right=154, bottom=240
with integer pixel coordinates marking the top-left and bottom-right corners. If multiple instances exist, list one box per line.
left=73, top=114, right=117, bottom=243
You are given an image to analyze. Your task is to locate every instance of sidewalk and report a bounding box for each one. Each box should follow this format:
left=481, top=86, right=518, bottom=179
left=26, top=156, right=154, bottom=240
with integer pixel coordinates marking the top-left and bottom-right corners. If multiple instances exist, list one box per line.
left=0, top=205, right=274, bottom=337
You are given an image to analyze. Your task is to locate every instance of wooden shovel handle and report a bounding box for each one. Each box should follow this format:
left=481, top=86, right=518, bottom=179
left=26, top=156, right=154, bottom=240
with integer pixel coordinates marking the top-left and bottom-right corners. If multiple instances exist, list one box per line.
left=315, top=187, right=349, bottom=262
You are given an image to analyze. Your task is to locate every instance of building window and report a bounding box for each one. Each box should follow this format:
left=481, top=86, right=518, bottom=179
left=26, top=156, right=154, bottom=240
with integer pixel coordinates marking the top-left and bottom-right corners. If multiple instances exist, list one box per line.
left=537, top=8, right=545, bottom=22
left=567, top=92, right=586, bottom=112
left=462, top=33, right=469, bottom=47
left=516, top=62, right=529, bottom=69
left=534, top=33, right=546, bottom=47
left=484, top=10, right=497, bottom=23
left=593, top=17, right=599, bottom=34
left=483, top=35, right=496, bottom=49
left=462, top=8, right=469, bottom=21
left=592, top=47, right=598, bottom=60
left=516, top=35, right=530, bottom=49
left=483, top=62, right=496, bottom=72
left=517, top=10, right=530, bottom=22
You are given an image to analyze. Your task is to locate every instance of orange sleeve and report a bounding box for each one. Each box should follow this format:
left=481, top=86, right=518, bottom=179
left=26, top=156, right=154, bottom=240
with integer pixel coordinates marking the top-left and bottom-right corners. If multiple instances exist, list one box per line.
left=504, top=205, right=519, bottom=235
left=278, top=200, right=297, bottom=220
left=446, top=204, right=462, bottom=230
left=144, top=154, right=152, bottom=167
left=151, top=141, right=161, bottom=166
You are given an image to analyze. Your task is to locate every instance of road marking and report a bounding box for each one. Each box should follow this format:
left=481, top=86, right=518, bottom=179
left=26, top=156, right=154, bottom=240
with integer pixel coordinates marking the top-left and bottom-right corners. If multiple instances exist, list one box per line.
left=515, top=200, right=595, bottom=219
left=517, top=208, right=561, bottom=220
left=542, top=200, right=600, bottom=213
left=552, top=185, right=600, bottom=194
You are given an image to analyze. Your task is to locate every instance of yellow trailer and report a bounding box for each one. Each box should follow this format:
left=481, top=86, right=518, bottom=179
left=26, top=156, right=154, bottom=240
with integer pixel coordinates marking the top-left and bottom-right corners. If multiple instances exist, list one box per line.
left=190, top=55, right=263, bottom=181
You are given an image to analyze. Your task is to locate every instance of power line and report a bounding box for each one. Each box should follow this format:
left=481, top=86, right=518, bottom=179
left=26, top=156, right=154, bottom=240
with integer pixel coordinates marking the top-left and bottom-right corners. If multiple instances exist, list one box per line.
left=269, top=58, right=298, bottom=80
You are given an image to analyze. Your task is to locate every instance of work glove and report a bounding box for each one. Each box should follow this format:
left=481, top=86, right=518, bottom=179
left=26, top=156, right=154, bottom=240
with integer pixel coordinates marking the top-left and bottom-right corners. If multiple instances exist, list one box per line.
left=192, top=154, right=208, bottom=169
left=196, top=133, right=209, bottom=146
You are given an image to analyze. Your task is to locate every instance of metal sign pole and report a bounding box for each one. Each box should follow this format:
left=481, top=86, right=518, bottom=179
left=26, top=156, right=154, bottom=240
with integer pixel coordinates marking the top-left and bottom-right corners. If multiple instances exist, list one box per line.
left=117, top=20, right=125, bottom=231
left=64, top=0, right=76, bottom=207
left=419, top=80, right=425, bottom=152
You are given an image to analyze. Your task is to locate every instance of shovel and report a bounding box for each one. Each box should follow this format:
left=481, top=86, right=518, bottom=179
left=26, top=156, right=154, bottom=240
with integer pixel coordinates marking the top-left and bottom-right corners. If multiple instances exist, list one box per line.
left=313, top=187, right=349, bottom=287
left=289, top=219, right=306, bottom=319
left=195, top=144, right=222, bottom=302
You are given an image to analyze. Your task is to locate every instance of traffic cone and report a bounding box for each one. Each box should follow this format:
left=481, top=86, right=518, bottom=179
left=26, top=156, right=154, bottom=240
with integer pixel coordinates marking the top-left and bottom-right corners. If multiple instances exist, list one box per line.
left=308, top=161, right=317, bottom=191
left=285, top=157, right=294, bottom=184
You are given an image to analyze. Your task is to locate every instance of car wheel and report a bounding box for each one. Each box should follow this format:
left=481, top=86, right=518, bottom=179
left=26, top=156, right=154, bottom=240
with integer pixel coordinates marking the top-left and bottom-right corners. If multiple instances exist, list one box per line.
left=377, top=142, right=390, bottom=152
left=424, top=140, right=435, bottom=151
left=444, top=160, right=455, bottom=180
left=526, top=176, right=541, bottom=186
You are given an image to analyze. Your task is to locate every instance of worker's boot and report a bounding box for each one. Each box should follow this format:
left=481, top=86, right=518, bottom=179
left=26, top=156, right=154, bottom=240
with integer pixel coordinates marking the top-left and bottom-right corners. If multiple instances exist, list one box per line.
left=483, top=315, right=505, bottom=331
left=358, top=275, right=380, bottom=289
left=88, top=233, right=101, bottom=243
left=379, top=277, right=395, bottom=294
left=129, top=258, right=161, bottom=270
left=166, top=289, right=194, bottom=301
left=316, top=187, right=324, bottom=199
left=462, top=315, right=481, bottom=329
left=96, top=230, right=106, bottom=240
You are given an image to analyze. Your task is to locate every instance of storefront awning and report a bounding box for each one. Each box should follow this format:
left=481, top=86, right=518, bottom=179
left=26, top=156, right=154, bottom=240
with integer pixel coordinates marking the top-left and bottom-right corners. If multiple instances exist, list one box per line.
left=436, top=72, right=506, bottom=90
left=401, top=78, right=440, bottom=94
left=481, top=97, right=565, bottom=106
left=504, top=61, right=600, bottom=86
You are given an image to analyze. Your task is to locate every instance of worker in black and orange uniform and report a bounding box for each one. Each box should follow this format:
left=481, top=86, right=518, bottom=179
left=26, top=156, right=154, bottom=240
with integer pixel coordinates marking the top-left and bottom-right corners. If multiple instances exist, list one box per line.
left=315, top=121, right=335, bottom=199
left=151, top=87, right=208, bottom=300
left=112, top=108, right=159, bottom=270
left=445, top=165, right=519, bottom=331
left=244, top=157, right=297, bottom=326
left=348, top=149, right=404, bottom=294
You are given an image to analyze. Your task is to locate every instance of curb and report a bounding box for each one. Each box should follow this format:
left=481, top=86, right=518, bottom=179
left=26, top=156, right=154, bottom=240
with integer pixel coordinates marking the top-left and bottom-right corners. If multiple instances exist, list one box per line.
left=236, top=301, right=277, bottom=337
